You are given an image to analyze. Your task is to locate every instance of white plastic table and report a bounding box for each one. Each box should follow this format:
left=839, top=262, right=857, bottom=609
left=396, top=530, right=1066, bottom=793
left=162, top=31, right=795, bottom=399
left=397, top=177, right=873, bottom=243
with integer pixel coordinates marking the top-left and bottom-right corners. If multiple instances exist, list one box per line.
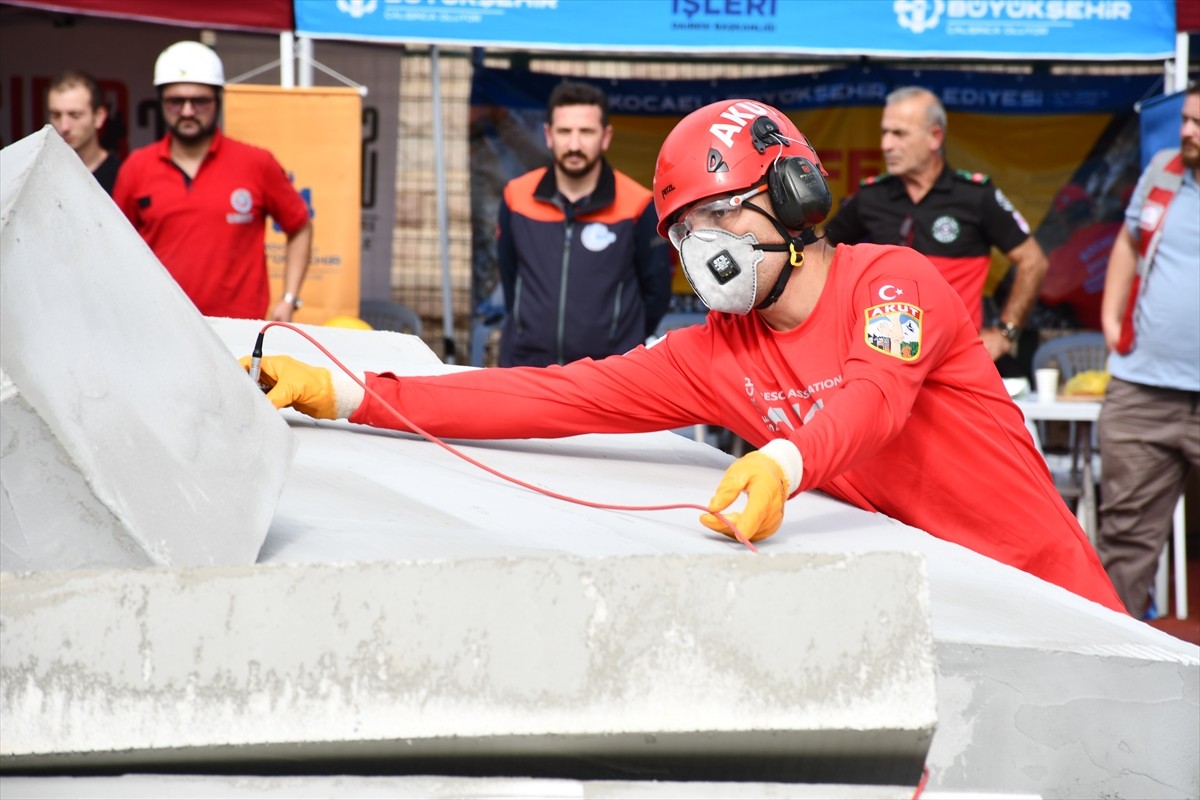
left=1014, top=394, right=1102, bottom=541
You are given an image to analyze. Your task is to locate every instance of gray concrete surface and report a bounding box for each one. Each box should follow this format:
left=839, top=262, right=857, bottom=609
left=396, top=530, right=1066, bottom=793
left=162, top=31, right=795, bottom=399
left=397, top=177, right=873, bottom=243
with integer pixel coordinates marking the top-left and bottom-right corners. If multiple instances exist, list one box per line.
left=2, top=370, right=150, bottom=568
left=0, top=551, right=937, bottom=786
left=0, top=129, right=294, bottom=570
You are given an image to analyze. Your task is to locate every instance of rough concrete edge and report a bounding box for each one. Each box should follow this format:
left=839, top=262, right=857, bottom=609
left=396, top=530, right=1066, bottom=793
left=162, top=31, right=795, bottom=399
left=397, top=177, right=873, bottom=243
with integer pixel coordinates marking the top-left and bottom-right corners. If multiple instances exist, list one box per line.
left=0, top=126, right=43, bottom=224
left=928, top=638, right=1200, bottom=800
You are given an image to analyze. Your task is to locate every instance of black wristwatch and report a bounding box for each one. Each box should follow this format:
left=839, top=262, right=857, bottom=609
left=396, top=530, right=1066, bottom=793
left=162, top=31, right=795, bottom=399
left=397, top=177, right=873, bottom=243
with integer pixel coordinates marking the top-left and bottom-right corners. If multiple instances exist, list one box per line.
left=998, top=321, right=1021, bottom=342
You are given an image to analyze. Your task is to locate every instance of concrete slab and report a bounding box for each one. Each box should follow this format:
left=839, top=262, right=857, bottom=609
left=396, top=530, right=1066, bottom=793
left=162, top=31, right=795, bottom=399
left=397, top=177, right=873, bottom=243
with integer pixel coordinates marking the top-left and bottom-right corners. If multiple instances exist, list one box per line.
left=1, top=370, right=149, bottom=568
left=6, top=315, right=1195, bottom=797
left=0, top=128, right=295, bottom=570
left=0, top=551, right=937, bottom=786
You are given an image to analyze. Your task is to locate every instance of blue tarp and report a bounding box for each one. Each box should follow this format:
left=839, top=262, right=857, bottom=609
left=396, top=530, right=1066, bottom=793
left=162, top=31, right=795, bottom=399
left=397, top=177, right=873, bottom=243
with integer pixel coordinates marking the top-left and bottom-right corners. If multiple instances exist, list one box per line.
left=1139, top=89, right=1187, bottom=168
left=295, top=0, right=1176, bottom=61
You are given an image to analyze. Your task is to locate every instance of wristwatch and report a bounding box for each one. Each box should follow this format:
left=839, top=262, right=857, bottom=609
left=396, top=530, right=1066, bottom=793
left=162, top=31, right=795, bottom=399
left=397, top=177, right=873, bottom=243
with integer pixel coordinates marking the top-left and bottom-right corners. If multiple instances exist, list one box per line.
left=998, top=321, right=1021, bottom=342
left=282, top=292, right=303, bottom=310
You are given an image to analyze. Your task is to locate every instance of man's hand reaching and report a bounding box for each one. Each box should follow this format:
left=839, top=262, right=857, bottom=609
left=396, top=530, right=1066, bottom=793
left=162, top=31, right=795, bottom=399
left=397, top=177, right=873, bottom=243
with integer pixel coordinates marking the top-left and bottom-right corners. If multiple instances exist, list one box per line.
left=700, top=439, right=802, bottom=543
left=239, top=354, right=363, bottom=420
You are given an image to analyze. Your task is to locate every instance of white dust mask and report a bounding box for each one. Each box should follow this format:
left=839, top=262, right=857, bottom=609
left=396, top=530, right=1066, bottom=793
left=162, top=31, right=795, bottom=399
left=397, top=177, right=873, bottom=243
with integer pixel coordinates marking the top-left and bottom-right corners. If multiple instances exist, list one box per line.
left=677, top=228, right=764, bottom=315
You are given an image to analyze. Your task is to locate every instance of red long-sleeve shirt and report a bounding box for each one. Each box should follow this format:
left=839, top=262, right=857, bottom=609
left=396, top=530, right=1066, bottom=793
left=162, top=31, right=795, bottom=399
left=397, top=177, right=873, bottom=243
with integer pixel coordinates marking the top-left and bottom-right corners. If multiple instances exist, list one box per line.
left=353, top=243, right=1123, bottom=613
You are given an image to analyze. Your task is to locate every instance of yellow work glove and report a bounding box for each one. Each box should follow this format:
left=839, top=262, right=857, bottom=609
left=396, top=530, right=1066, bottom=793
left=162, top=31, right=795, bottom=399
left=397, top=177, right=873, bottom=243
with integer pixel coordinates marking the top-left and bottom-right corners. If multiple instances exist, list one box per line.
left=238, top=354, right=363, bottom=420
left=700, top=439, right=803, bottom=543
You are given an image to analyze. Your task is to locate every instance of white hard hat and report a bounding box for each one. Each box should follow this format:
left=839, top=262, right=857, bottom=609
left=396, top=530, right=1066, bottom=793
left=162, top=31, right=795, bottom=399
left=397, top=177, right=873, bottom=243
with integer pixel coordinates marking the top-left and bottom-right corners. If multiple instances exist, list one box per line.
left=154, top=41, right=225, bottom=88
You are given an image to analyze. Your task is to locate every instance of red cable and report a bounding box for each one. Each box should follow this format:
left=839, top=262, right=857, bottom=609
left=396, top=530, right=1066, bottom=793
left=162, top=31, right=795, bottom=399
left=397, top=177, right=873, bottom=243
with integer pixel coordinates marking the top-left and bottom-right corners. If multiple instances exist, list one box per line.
left=912, top=766, right=930, bottom=799
left=256, top=322, right=758, bottom=552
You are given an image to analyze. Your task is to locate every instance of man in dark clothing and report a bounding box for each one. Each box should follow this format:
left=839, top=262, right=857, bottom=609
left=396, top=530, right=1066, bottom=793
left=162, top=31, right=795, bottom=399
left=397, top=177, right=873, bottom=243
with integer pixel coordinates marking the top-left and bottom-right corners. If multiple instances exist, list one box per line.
left=825, top=86, right=1047, bottom=363
left=496, top=81, right=671, bottom=367
left=46, top=70, right=121, bottom=195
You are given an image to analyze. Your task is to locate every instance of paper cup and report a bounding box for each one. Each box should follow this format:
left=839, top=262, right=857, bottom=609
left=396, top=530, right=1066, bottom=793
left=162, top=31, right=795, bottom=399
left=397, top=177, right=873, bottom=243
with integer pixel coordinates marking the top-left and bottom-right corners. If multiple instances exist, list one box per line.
left=1035, top=368, right=1060, bottom=403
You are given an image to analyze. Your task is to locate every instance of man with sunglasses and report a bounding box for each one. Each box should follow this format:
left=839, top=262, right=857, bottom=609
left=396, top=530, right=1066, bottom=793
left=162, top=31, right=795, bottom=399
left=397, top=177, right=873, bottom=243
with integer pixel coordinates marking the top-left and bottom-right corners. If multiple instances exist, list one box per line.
left=244, top=99, right=1123, bottom=614
left=113, top=41, right=312, bottom=322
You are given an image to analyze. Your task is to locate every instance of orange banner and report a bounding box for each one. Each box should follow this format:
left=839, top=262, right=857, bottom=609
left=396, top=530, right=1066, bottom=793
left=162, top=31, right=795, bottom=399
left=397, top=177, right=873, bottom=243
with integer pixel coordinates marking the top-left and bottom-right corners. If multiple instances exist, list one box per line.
left=224, top=85, right=361, bottom=323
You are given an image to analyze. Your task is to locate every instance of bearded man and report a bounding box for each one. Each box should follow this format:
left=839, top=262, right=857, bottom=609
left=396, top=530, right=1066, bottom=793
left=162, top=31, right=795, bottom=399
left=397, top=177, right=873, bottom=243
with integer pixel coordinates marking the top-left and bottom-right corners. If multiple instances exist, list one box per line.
left=494, top=81, right=670, bottom=367
left=113, top=41, right=312, bottom=322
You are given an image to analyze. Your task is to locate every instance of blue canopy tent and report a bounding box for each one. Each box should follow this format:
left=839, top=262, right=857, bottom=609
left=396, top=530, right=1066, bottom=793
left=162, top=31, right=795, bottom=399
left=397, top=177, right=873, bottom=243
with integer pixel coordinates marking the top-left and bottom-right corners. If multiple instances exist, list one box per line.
left=294, top=0, right=1177, bottom=61
left=290, top=0, right=1187, bottom=360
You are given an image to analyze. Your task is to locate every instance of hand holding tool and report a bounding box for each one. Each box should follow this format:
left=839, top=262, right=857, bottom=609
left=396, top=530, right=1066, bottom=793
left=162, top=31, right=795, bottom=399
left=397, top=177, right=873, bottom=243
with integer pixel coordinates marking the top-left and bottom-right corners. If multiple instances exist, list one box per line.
left=239, top=354, right=359, bottom=420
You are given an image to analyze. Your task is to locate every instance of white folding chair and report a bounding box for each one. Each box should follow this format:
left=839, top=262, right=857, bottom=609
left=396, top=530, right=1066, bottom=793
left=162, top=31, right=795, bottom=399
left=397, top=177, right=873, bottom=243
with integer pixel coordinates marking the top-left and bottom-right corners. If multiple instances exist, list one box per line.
left=1154, top=495, right=1189, bottom=620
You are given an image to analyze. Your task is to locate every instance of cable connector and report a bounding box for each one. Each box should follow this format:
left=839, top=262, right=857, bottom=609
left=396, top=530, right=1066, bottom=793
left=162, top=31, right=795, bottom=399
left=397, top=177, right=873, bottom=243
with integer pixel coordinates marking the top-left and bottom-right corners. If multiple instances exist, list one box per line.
left=248, top=331, right=267, bottom=392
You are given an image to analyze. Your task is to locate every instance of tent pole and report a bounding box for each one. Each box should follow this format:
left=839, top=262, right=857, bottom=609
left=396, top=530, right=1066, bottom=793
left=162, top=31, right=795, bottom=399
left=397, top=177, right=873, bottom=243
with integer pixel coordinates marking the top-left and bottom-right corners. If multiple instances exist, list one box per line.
left=279, top=32, right=295, bottom=88
left=1173, top=32, right=1188, bottom=92
left=299, top=36, right=314, bottom=88
left=431, top=45, right=457, bottom=363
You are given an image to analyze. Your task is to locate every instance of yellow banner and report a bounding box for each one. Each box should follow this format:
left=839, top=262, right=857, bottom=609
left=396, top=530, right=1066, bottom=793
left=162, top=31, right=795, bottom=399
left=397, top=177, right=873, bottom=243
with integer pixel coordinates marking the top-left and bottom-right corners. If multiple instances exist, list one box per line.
left=224, top=85, right=361, bottom=323
left=611, top=107, right=1114, bottom=298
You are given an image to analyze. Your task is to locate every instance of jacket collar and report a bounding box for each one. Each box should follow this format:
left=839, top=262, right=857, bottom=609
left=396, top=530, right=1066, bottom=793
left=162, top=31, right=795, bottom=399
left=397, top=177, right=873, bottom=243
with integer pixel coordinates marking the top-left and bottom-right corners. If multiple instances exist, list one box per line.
left=533, top=158, right=615, bottom=215
left=931, top=163, right=955, bottom=192
left=884, top=162, right=954, bottom=200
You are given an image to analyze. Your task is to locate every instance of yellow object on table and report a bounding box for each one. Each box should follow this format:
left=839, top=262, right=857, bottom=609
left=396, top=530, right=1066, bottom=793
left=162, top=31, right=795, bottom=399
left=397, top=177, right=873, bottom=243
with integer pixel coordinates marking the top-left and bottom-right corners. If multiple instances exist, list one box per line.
left=1062, top=370, right=1110, bottom=398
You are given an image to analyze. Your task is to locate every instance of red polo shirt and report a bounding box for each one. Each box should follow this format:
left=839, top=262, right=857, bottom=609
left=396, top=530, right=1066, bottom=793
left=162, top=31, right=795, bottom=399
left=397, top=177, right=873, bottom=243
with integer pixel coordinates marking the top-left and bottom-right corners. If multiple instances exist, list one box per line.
left=113, top=128, right=310, bottom=319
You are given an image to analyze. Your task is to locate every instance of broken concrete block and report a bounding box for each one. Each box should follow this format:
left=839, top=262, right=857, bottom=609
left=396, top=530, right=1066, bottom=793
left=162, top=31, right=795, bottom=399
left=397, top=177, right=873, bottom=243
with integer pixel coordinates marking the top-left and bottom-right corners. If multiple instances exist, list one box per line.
left=0, top=128, right=295, bottom=570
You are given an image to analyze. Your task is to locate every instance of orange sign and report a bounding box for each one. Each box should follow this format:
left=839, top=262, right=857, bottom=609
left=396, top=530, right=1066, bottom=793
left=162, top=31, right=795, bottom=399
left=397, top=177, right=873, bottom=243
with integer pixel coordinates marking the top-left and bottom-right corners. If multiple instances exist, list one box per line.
left=224, top=85, right=361, bottom=323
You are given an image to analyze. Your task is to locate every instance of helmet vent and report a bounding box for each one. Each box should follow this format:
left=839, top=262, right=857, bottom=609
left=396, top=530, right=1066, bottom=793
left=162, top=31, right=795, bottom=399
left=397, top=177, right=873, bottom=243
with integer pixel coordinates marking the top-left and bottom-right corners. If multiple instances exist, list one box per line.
left=706, top=149, right=728, bottom=173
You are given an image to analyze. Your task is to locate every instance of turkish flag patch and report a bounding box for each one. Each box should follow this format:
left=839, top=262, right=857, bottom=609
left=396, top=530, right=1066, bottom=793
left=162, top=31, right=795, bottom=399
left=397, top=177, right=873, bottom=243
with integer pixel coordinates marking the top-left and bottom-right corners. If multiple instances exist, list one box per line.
left=869, top=277, right=920, bottom=306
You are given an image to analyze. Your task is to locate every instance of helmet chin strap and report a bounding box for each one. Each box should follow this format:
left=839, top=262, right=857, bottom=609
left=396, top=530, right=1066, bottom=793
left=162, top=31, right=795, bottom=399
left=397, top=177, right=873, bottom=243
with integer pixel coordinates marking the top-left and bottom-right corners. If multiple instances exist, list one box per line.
left=743, top=202, right=807, bottom=310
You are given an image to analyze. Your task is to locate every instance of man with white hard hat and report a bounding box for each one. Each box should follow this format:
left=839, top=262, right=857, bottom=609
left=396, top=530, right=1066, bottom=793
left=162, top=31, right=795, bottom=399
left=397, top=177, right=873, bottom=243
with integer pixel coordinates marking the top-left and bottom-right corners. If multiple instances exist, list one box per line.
left=113, top=41, right=313, bottom=321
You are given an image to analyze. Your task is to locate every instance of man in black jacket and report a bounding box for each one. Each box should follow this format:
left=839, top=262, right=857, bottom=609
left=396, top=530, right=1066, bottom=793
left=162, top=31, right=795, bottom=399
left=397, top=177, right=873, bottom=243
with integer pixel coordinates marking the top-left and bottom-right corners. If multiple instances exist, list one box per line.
left=825, top=86, right=1047, bottom=364
left=496, top=81, right=671, bottom=367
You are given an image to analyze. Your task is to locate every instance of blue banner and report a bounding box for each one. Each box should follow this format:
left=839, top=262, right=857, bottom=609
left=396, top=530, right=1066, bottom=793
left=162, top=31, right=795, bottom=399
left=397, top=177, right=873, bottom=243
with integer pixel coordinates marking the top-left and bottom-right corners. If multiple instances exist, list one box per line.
left=1139, top=90, right=1186, bottom=169
left=470, top=65, right=1158, bottom=116
left=296, top=0, right=1176, bottom=61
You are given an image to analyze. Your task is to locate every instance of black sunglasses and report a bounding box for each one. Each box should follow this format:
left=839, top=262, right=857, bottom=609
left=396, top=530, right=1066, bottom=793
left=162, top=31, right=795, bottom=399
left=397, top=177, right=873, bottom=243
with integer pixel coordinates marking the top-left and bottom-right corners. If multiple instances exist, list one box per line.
left=162, top=96, right=216, bottom=112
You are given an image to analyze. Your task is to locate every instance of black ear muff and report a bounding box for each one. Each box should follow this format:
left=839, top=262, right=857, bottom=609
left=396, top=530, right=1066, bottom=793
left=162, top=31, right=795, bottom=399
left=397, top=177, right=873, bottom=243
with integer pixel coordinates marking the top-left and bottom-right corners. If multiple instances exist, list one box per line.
left=766, top=156, right=832, bottom=230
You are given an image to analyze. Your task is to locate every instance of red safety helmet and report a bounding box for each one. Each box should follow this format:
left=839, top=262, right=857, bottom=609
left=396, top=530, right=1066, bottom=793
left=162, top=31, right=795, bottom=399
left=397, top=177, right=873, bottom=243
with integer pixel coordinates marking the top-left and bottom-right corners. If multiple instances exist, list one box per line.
left=653, top=99, right=830, bottom=239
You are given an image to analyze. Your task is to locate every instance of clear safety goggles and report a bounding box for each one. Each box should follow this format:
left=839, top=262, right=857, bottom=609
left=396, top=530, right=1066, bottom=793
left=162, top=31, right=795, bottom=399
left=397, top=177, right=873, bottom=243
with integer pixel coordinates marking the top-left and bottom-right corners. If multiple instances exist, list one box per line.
left=667, top=185, right=767, bottom=250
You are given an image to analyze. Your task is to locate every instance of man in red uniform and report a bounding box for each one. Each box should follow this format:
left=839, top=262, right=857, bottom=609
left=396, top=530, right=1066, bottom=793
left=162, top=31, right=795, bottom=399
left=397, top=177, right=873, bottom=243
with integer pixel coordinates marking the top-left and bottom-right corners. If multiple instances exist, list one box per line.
left=113, top=41, right=312, bottom=321
left=246, top=100, right=1123, bottom=614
